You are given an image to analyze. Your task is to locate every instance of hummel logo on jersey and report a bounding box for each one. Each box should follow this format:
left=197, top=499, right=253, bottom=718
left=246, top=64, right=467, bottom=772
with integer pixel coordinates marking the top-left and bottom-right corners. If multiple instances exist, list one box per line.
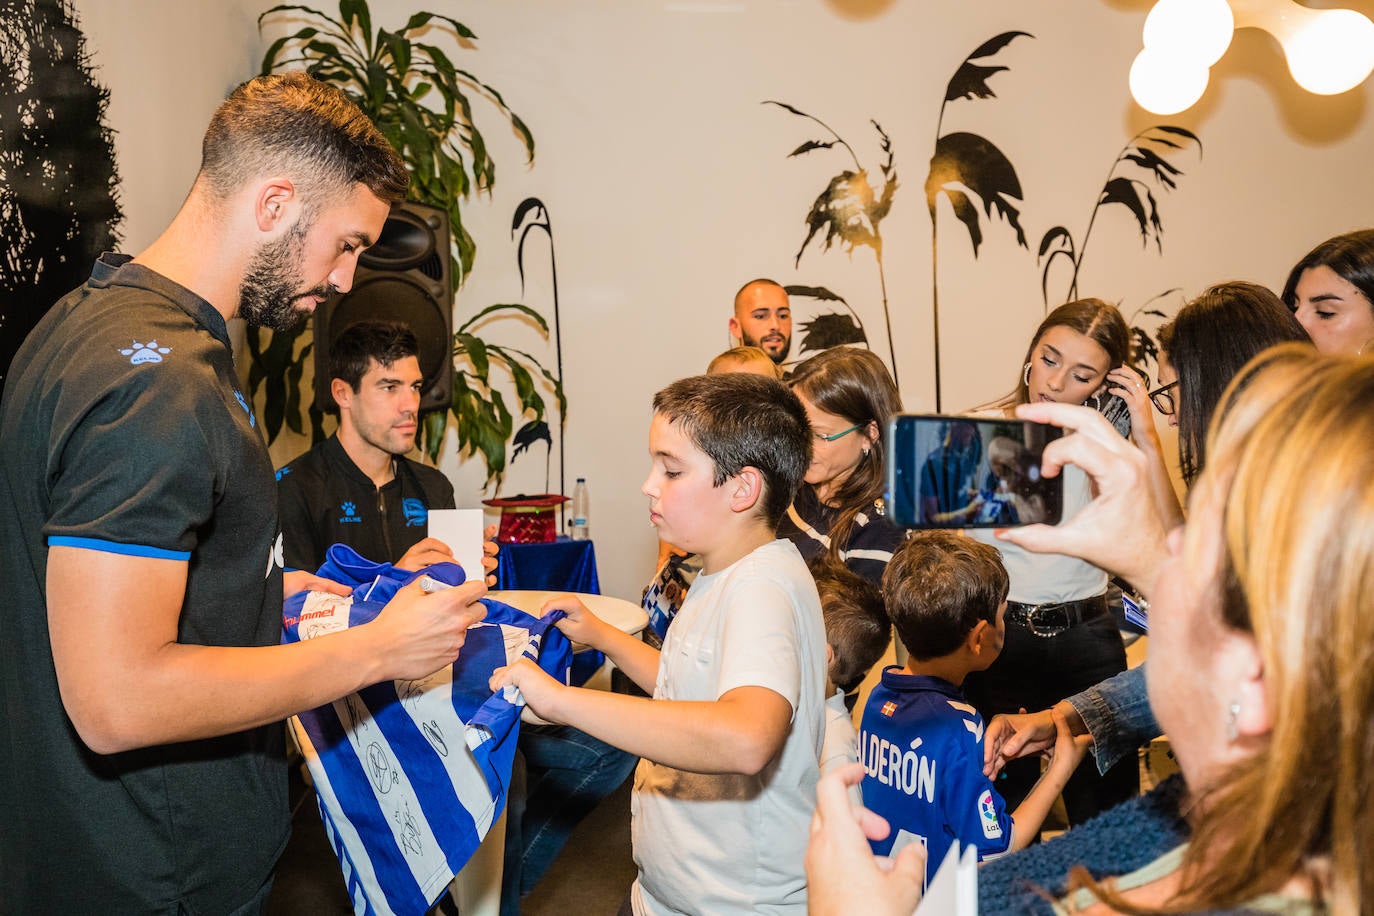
left=340, top=501, right=362, bottom=524
left=881, top=701, right=898, bottom=717
left=402, top=498, right=427, bottom=528
left=119, top=340, right=171, bottom=364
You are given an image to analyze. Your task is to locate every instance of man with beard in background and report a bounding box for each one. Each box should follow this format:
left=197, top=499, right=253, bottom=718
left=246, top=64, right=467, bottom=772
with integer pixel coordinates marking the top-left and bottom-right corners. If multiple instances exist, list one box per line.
left=0, top=73, right=489, bottom=913
left=729, top=278, right=793, bottom=366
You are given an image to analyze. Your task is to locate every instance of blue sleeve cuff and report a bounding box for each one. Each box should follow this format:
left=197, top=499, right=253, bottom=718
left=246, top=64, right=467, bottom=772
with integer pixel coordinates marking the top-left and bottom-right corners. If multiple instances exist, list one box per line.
left=48, top=536, right=191, bottom=561
left=1067, top=664, right=1159, bottom=775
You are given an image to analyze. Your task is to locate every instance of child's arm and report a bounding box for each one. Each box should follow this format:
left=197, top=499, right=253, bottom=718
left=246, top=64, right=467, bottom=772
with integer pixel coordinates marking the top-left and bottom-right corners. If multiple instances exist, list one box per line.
left=492, top=659, right=792, bottom=775
left=1007, top=708, right=1091, bottom=851
left=541, top=594, right=661, bottom=693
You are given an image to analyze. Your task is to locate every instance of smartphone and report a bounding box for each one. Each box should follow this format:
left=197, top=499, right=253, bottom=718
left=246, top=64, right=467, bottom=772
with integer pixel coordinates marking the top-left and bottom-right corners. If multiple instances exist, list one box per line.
left=886, top=414, right=1064, bottom=529
left=1098, top=364, right=1150, bottom=439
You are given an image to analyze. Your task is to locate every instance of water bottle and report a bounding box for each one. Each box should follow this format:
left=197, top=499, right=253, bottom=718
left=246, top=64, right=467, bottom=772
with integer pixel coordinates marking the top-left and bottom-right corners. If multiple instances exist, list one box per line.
left=570, top=478, right=590, bottom=540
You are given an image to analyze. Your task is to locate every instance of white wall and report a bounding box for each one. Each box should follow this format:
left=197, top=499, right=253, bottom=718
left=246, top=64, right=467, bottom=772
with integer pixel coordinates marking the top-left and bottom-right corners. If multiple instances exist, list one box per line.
left=77, top=0, right=1374, bottom=602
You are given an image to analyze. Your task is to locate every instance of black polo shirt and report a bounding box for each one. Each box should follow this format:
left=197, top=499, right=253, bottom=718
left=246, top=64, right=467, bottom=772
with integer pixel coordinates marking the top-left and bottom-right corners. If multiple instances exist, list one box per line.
left=276, top=433, right=456, bottom=572
left=0, top=254, right=288, bottom=912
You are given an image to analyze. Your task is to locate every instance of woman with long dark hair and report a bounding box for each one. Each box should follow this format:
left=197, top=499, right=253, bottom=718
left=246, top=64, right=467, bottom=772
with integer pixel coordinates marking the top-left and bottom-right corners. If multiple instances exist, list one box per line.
left=780, top=347, right=904, bottom=586
left=963, top=298, right=1139, bottom=827
left=1282, top=228, right=1374, bottom=355
left=1152, top=282, right=1310, bottom=486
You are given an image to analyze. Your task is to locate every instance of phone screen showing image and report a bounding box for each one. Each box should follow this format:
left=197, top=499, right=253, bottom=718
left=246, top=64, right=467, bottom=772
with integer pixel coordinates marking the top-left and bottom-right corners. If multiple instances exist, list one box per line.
left=885, top=414, right=1064, bottom=529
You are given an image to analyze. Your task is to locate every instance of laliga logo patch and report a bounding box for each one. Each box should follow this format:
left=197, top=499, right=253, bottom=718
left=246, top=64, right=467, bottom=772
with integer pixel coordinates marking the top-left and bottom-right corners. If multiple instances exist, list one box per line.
left=119, top=340, right=171, bottom=364
left=978, top=789, right=1003, bottom=839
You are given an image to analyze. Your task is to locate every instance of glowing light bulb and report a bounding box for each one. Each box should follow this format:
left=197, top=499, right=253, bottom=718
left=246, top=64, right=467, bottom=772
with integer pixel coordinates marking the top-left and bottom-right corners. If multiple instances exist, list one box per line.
left=1129, top=47, right=1210, bottom=115
left=1143, top=0, right=1234, bottom=67
left=1282, top=9, right=1374, bottom=95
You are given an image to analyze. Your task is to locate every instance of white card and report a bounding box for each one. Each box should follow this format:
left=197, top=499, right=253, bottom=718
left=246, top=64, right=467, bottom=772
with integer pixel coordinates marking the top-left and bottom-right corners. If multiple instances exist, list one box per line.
left=914, top=839, right=978, bottom=916
left=425, top=508, right=486, bottom=586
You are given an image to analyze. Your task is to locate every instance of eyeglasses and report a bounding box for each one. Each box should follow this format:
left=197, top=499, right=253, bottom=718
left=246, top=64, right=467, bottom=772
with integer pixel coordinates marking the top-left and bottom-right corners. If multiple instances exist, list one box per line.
left=1149, top=381, right=1179, bottom=416
left=814, top=423, right=862, bottom=442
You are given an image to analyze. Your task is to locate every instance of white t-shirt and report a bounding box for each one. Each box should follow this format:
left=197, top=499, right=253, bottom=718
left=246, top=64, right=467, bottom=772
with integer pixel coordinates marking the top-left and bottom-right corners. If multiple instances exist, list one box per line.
left=820, top=688, right=858, bottom=777
left=631, top=538, right=827, bottom=916
left=964, top=422, right=1107, bottom=602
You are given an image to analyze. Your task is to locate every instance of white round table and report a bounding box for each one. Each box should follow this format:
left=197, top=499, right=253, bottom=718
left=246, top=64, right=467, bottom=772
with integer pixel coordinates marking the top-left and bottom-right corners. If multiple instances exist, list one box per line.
left=488, top=590, right=648, bottom=638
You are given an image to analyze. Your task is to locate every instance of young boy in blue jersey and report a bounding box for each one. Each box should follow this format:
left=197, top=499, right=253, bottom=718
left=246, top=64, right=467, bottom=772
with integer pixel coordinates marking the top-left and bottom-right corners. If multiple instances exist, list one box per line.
left=860, top=531, right=1087, bottom=886
left=491, top=373, right=826, bottom=916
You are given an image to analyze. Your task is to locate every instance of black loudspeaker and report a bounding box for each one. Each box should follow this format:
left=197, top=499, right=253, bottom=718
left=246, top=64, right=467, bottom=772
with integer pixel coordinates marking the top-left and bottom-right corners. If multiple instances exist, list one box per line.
left=313, top=200, right=453, bottom=411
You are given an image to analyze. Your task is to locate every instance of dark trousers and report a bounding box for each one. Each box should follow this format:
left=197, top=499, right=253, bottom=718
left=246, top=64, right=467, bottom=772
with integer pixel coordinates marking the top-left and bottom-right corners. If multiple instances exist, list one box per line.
left=963, top=611, right=1138, bottom=827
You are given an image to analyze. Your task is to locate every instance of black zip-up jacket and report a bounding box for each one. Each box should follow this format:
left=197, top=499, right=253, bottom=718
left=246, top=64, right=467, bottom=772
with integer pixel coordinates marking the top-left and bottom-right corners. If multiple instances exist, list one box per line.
left=276, top=434, right=455, bottom=571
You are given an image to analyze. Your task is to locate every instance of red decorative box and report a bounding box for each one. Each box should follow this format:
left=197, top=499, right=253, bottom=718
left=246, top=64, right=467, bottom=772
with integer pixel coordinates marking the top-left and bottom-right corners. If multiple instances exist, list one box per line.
left=482, top=493, right=569, bottom=544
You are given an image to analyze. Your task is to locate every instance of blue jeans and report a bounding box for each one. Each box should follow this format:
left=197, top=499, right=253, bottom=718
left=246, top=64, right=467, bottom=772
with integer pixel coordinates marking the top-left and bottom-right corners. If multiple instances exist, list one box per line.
left=500, top=724, right=638, bottom=913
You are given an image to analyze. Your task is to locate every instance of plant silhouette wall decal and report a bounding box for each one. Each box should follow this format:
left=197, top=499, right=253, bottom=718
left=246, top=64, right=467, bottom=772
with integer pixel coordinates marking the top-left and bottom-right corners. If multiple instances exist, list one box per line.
left=785, top=285, right=869, bottom=354
left=924, top=30, right=1033, bottom=411
left=1038, top=126, right=1203, bottom=309
left=1124, top=288, right=1182, bottom=372
left=765, top=100, right=900, bottom=388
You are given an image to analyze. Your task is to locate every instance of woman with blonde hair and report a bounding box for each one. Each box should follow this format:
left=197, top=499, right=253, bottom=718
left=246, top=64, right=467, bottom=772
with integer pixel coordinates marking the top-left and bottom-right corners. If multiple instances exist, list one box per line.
left=988, top=343, right=1373, bottom=913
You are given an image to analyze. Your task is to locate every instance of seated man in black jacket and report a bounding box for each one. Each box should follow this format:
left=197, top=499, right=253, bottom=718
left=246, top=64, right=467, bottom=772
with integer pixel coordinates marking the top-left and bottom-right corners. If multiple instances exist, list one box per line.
left=277, top=319, right=466, bottom=574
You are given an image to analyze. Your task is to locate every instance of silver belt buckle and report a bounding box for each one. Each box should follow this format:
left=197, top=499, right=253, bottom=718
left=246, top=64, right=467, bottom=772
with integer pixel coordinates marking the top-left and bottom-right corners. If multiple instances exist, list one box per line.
left=1022, top=603, right=1067, bottom=638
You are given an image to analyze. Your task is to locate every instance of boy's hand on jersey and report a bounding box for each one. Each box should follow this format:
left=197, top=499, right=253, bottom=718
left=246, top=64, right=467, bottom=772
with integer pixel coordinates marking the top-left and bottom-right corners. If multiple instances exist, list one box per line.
left=541, top=593, right=609, bottom=648
left=490, top=657, right=565, bottom=724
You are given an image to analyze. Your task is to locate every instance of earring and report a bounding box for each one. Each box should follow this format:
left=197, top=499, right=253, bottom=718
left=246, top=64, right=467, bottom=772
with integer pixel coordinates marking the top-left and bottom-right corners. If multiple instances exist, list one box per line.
left=1022, top=362, right=1031, bottom=387
left=861, top=447, right=871, bottom=458
left=1226, top=701, right=1241, bottom=742
left=1090, top=393, right=1102, bottom=411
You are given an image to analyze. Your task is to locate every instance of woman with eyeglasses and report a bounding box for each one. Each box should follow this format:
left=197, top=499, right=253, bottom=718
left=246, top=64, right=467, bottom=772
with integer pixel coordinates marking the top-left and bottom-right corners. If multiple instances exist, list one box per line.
left=962, top=299, right=1141, bottom=830
left=779, top=346, right=905, bottom=586
left=1160, top=283, right=1310, bottom=487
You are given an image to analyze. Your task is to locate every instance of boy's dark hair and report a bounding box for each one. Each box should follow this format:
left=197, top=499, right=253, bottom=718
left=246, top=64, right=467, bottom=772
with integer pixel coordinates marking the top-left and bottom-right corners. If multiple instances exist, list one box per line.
left=882, top=531, right=1008, bottom=662
left=652, top=374, right=811, bottom=530
left=329, top=320, right=419, bottom=393
left=809, top=558, right=890, bottom=693
left=201, top=72, right=409, bottom=205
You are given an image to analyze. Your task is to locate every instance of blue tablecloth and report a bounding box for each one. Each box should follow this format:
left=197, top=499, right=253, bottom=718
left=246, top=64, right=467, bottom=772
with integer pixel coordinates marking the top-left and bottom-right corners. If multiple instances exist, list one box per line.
left=495, top=535, right=600, bottom=595
left=494, top=536, right=602, bottom=685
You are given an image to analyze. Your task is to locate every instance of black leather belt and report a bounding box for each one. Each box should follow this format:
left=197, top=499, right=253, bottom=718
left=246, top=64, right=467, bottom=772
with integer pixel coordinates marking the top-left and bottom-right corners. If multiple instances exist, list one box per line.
left=1006, top=594, right=1108, bottom=638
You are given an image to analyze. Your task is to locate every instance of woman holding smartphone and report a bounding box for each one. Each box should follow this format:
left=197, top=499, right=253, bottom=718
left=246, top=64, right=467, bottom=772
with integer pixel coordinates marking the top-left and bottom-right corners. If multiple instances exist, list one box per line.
left=963, top=298, right=1139, bottom=828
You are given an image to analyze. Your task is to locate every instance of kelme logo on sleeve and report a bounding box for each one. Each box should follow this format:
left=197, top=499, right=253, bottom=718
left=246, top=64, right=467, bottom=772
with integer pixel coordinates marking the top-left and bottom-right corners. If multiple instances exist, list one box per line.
left=119, top=340, right=171, bottom=364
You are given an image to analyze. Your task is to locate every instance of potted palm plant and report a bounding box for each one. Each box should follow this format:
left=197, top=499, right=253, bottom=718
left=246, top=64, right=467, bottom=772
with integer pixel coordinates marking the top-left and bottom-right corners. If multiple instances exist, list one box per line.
left=247, top=0, right=563, bottom=489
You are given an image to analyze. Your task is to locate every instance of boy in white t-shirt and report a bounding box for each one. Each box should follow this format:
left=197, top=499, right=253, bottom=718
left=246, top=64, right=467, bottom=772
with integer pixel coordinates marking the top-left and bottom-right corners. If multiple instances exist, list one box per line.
left=491, top=373, right=826, bottom=915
